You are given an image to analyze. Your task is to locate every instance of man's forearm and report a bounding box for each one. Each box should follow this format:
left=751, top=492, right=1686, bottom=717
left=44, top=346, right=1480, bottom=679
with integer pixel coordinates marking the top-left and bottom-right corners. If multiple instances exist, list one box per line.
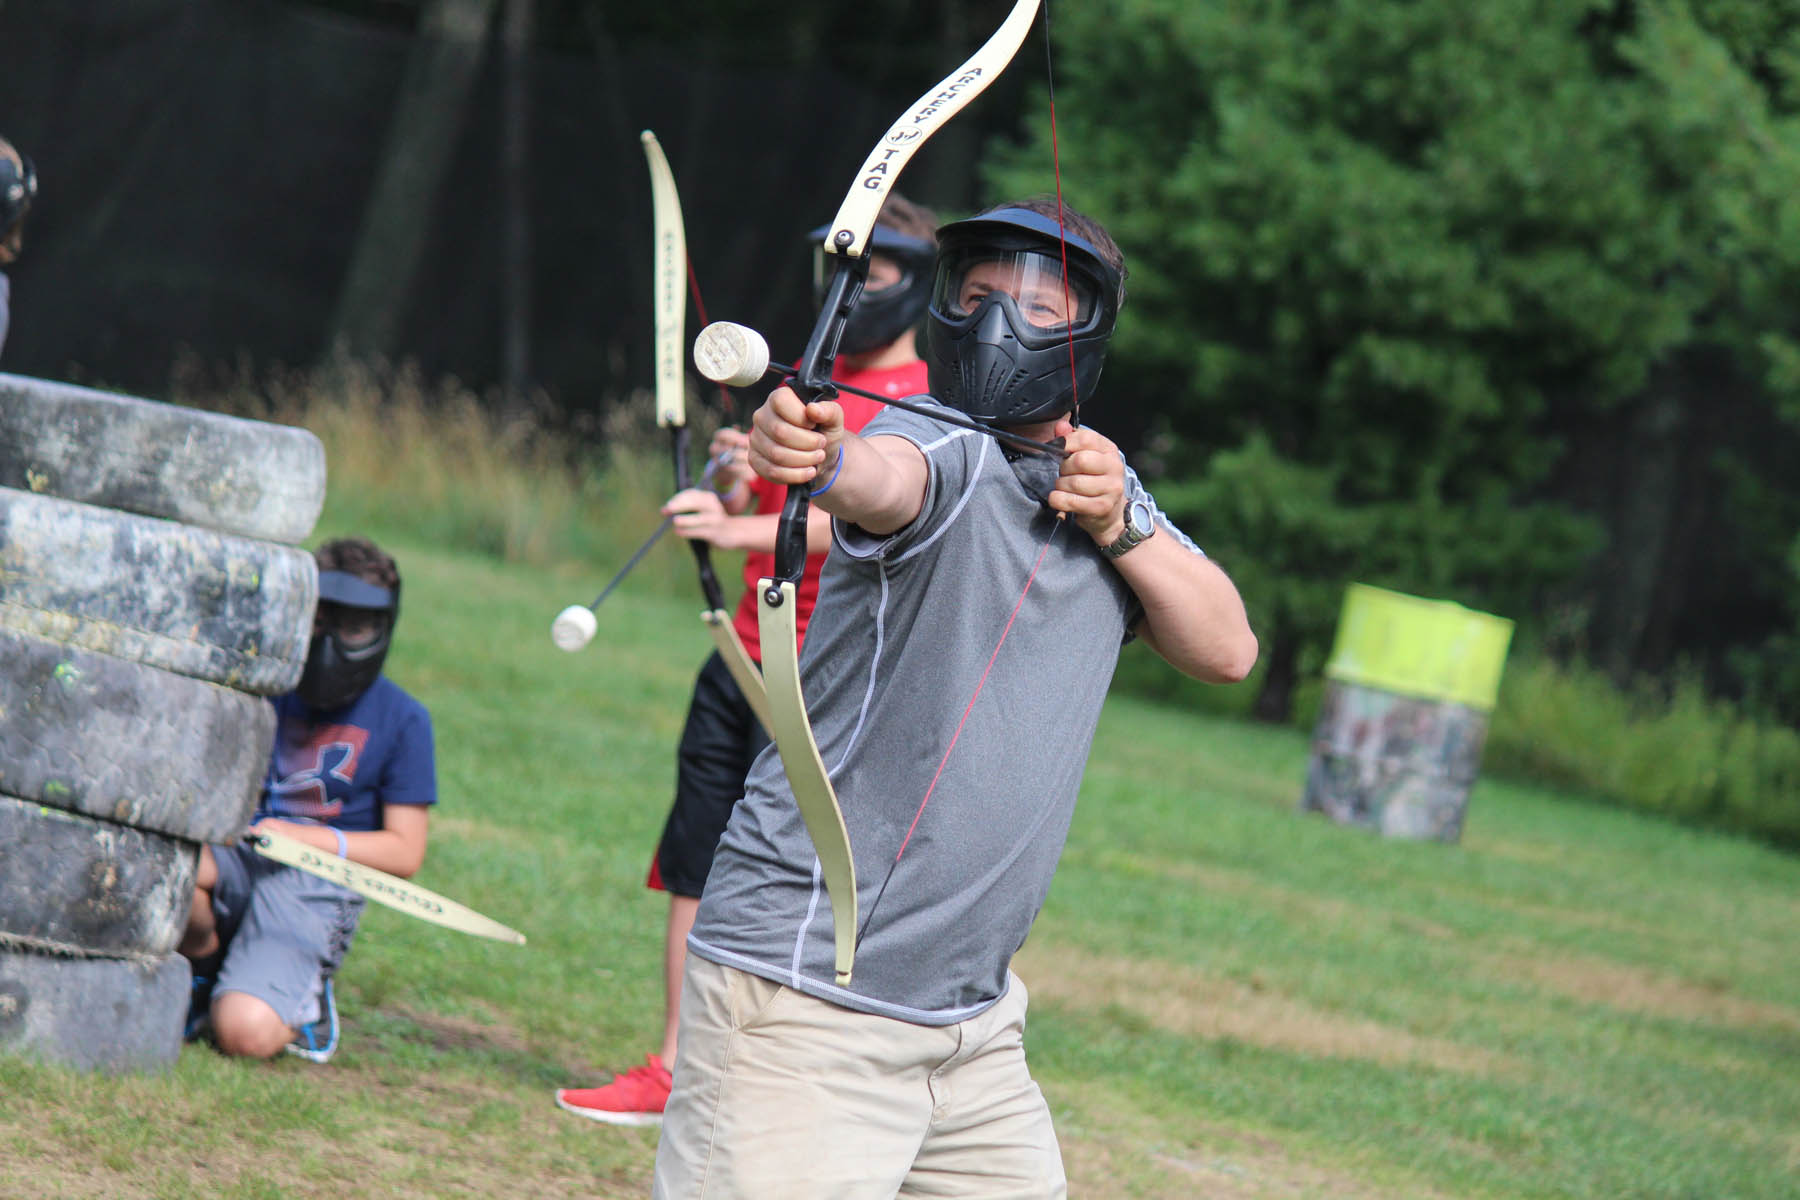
left=806, top=433, right=928, bottom=536
left=1118, top=536, right=1258, bottom=683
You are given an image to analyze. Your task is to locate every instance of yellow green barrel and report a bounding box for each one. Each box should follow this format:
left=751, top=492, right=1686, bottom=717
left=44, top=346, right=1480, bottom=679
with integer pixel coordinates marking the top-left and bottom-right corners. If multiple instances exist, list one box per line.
left=1301, top=584, right=1514, bottom=842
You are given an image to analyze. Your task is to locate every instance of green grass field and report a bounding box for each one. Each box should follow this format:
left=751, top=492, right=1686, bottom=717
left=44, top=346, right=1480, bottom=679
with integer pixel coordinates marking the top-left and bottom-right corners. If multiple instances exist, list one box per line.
left=4, top=529, right=1797, bottom=1199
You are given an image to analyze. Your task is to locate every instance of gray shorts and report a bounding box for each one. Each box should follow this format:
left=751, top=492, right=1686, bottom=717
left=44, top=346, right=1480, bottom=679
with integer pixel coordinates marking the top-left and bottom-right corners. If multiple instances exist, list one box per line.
left=211, top=841, right=366, bottom=1028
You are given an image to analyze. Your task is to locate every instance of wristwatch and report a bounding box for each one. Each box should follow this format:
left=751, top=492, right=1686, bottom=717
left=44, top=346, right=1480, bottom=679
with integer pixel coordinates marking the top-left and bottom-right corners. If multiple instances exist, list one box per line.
left=1101, top=498, right=1156, bottom=559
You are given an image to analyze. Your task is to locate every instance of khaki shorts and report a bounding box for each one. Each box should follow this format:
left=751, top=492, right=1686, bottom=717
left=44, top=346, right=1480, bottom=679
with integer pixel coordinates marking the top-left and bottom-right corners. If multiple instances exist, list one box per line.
left=653, top=956, right=1066, bottom=1200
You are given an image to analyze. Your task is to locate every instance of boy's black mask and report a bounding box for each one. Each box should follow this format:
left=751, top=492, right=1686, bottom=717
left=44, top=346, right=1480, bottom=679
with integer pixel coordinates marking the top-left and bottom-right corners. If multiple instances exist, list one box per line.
left=295, top=570, right=399, bottom=712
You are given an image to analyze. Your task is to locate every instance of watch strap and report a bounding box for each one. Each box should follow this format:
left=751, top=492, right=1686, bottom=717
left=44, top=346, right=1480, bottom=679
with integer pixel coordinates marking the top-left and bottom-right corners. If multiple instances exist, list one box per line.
left=1101, top=500, right=1155, bottom=559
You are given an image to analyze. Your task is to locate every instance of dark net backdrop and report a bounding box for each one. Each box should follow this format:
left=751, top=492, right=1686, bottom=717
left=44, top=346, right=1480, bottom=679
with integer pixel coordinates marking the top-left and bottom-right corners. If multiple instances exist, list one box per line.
left=0, top=0, right=1020, bottom=431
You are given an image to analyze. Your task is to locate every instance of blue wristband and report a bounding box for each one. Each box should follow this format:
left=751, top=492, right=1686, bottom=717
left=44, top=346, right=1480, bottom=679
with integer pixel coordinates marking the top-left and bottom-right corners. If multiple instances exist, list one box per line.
left=330, top=826, right=348, bottom=858
left=808, top=447, right=846, bottom=498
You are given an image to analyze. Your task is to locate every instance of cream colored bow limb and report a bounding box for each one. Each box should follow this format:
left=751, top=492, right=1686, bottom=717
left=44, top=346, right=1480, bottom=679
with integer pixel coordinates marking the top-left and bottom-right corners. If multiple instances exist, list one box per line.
left=755, top=0, right=1043, bottom=987
left=642, top=129, right=772, bottom=732
left=247, top=830, right=526, bottom=945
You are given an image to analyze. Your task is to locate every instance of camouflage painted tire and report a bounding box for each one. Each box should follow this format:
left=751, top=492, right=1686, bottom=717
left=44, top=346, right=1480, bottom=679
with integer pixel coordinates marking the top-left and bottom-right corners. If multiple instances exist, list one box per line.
left=0, top=946, right=187, bottom=1074
left=0, top=372, right=326, bottom=544
left=0, top=794, right=198, bottom=959
left=0, top=628, right=271, bottom=842
left=0, top=487, right=316, bottom=695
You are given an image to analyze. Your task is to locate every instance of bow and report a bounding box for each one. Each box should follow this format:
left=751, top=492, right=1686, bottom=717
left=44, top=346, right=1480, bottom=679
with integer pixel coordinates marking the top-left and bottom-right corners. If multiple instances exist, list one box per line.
left=758, top=0, right=1044, bottom=986
left=248, top=830, right=525, bottom=944
left=642, top=130, right=773, bottom=732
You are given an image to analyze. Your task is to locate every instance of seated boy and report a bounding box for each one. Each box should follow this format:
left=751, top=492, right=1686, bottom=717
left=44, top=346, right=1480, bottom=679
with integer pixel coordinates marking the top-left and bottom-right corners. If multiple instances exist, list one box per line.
left=180, top=535, right=436, bottom=1062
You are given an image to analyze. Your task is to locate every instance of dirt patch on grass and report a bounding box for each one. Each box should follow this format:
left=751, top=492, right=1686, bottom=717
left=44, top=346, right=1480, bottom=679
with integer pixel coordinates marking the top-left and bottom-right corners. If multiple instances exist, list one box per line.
left=0, top=1055, right=653, bottom=1199
left=1493, top=952, right=1800, bottom=1033
left=1015, top=940, right=1499, bottom=1076
left=1055, top=1086, right=1459, bottom=1200
left=1476, top=889, right=1672, bottom=943
left=1098, top=849, right=1463, bottom=942
left=394, top=1003, right=535, bottom=1056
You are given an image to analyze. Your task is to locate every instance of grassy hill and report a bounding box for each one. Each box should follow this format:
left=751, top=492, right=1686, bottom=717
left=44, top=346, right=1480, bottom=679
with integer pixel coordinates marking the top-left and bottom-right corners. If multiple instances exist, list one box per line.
left=3, top=524, right=1795, bottom=1198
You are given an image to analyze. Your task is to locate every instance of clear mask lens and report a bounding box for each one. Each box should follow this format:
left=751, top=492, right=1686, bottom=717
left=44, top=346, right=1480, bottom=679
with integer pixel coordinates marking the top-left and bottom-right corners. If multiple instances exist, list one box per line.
left=933, top=249, right=1099, bottom=330
left=316, top=602, right=389, bottom=651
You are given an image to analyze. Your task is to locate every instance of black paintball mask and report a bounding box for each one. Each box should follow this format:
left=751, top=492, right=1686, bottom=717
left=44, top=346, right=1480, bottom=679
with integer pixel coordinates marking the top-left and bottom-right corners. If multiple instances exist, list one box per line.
left=296, top=570, right=399, bottom=712
left=925, top=208, right=1123, bottom=427
left=809, top=224, right=936, bottom=357
left=1, top=151, right=35, bottom=255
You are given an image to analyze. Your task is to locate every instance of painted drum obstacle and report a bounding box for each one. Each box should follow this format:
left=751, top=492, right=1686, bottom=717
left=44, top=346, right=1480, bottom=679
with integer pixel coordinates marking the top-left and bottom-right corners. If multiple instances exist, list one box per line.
left=1301, top=584, right=1514, bottom=843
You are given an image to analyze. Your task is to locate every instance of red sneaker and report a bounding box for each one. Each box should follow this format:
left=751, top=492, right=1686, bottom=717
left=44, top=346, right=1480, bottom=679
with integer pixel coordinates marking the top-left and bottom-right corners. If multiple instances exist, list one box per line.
left=554, top=1055, right=672, bottom=1127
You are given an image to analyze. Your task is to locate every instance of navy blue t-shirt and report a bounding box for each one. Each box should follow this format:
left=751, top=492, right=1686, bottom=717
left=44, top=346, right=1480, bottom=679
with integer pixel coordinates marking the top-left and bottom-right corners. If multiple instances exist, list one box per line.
left=256, top=676, right=436, bottom=832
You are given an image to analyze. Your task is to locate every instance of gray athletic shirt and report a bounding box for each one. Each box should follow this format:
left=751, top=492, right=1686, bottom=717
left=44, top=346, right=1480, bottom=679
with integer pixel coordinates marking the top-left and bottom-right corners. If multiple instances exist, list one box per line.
left=688, top=402, right=1203, bottom=1025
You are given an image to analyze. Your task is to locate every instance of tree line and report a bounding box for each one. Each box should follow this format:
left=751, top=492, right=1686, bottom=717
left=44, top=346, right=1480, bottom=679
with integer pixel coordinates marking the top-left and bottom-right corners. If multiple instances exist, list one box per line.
left=989, top=0, right=1800, bottom=726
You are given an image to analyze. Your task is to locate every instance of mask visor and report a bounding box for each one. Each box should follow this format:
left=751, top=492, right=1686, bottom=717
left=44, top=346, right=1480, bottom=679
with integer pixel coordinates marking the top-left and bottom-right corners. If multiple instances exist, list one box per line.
left=931, top=247, right=1103, bottom=333
left=314, top=570, right=396, bottom=650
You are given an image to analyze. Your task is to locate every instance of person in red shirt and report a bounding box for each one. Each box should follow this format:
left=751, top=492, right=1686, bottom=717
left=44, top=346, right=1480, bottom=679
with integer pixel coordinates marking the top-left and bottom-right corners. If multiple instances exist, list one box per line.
left=554, top=194, right=937, bottom=1126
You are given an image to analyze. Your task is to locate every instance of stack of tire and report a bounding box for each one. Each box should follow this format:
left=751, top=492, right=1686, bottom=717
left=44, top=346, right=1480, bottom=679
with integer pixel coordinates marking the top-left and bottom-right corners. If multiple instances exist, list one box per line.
left=0, top=374, right=324, bottom=1073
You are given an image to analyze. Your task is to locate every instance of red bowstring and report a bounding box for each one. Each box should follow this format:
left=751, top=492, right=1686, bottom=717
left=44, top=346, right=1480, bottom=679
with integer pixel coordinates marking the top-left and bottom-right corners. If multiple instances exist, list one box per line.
left=889, top=526, right=1058, bottom=863
left=858, top=520, right=1061, bottom=942
left=685, top=258, right=736, bottom=418
left=1043, top=0, right=1081, bottom=424
left=856, top=2, right=1073, bottom=948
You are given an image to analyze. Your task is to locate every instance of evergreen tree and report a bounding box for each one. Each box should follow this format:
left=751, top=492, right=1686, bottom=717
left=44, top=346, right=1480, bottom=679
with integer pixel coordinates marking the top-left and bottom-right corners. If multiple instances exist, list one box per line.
left=988, top=0, right=1800, bottom=720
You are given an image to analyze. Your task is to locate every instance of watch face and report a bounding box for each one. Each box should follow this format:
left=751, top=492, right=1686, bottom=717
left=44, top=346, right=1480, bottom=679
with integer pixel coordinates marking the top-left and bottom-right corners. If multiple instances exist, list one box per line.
left=1128, top=499, right=1155, bottom=538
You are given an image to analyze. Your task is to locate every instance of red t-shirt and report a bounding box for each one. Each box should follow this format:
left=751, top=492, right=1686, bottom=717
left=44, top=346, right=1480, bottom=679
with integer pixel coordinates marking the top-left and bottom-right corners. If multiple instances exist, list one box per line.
left=731, top=358, right=931, bottom=659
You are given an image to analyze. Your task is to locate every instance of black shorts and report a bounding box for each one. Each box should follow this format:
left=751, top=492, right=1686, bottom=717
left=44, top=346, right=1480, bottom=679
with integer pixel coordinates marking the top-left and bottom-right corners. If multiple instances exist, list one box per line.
left=652, top=650, right=771, bottom=897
